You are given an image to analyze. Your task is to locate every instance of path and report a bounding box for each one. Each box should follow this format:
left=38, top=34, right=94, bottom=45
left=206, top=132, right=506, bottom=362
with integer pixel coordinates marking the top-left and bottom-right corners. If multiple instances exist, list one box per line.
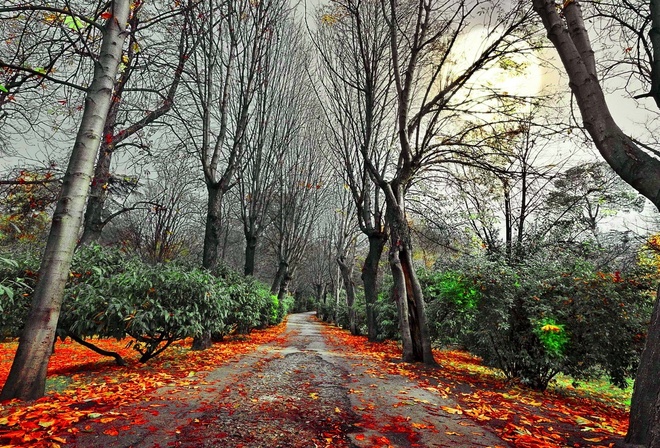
left=72, top=312, right=508, bottom=447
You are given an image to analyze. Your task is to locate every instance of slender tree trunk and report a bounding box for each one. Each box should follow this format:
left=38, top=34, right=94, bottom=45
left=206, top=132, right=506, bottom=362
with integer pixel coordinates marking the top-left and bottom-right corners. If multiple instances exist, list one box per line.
left=362, top=232, right=386, bottom=341
left=389, top=241, right=414, bottom=362
left=203, top=183, right=224, bottom=272
left=80, top=143, right=113, bottom=245
left=193, top=183, right=224, bottom=351
left=338, top=256, right=358, bottom=335
left=627, top=286, right=660, bottom=447
left=0, top=1, right=131, bottom=401
left=244, top=233, right=258, bottom=276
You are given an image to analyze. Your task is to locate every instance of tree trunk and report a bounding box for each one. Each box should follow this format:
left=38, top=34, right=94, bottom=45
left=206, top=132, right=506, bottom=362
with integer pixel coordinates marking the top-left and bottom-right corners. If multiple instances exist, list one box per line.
left=0, top=1, right=131, bottom=401
left=627, top=286, right=660, bottom=447
left=361, top=232, right=386, bottom=341
left=338, top=256, right=358, bottom=335
left=244, top=233, right=258, bottom=276
left=203, top=183, right=224, bottom=272
left=385, top=186, right=436, bottom=365
left=80, top=142, right=113, bottom=245
left=389, top=241, right=414, bottom=362
left=193, top=183, right=225, bottom=351
left=271, top=260, right=288, bottom=295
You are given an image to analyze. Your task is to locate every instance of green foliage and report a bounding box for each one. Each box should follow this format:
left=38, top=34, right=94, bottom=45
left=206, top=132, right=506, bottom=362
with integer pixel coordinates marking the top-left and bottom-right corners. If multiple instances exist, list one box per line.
left=373, top=291, right=399, bottom=341
left=0, top=244, right=291, bottom=360
left=534, top=318, right=568, bottom=357
left=0, top=252, right=36, bottom=339
left=429, top=253, right=654, bottom=390
left=419, top=270, right=480, bottom=345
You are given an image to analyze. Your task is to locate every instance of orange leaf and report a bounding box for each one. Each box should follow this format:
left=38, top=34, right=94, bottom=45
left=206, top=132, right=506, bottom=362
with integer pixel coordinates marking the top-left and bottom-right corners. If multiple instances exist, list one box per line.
left=103, top=428, right=119, bottom=436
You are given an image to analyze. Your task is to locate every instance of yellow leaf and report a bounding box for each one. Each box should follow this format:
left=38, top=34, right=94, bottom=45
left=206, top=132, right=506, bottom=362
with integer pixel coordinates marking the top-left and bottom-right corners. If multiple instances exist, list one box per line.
left=309, top=392, right=319, bottom=400
left=39, top=420, right=56, bottom=428
left=445, top=431, right=462, bottom=436
left=440, top=405, right=463, bottom=414
left=334, top=407, right=341, bottom=413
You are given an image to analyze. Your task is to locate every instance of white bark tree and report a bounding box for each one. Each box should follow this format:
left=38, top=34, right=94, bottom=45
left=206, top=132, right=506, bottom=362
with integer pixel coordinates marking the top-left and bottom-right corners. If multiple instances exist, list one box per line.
left=0, top=0, right=131, bottom=401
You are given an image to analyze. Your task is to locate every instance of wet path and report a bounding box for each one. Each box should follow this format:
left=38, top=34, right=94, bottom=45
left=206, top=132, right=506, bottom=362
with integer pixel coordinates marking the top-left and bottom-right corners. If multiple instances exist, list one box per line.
left=74, top=312, right=508, bottom=447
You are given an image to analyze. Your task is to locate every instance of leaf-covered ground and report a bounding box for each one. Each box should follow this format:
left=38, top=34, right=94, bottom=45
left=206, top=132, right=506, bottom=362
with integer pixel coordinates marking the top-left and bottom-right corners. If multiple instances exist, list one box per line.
left=0, top=315, right=630, bottom=448
left=0, top=324, right=288, bottom=447
left=319, top=322, right=629, bottom=448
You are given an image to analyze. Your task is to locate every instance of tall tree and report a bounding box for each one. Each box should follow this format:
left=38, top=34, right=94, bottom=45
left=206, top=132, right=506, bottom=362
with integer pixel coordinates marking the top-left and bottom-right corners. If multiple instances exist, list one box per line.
left=268, top=113, right=329, bottom=304
left=175, top=0, right=288, bottom=275
left=532, top=0, right=660, bottom=445
left=80, top=1, right=195, bottom=244
left=368, top=0, right=536, bottom=364
left=237, top=17, right=309, bottom=276
left=313, top=0, right=394, bottom=341
left=0, top=0, right=131, bottom=401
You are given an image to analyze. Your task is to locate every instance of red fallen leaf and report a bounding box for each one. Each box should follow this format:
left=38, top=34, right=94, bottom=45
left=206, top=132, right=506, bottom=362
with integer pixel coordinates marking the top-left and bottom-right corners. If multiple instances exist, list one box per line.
left=355, top=434, right=365, bottom=440
left=103, top=428, right=119, bottom=436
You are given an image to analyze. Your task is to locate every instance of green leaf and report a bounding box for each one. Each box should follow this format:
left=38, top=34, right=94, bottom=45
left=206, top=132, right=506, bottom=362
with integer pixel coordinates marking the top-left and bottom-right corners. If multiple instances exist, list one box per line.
left=0, top=84, right=8, bottom=93
left=64, top=15, right=86, bottom=30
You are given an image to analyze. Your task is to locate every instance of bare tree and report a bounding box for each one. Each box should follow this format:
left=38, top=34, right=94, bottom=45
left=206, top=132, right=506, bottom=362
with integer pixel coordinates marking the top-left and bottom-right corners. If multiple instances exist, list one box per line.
left=369, top=0, right=536, bottom=364
left=237, top=17, right=309, bottom=276
left=0, top=0, right=131, bottom=401
left=268, top=115, right=329, bottom=304
left=313, top=0, right=394, bottom=341
left=175, top=0, right=288, bottom=274
left=80, top=1, right=195, bottom=244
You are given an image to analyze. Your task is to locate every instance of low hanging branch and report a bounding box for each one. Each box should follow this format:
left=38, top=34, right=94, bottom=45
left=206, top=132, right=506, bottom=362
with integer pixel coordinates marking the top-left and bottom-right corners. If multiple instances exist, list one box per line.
left=65, top=331, right=126, bottom=366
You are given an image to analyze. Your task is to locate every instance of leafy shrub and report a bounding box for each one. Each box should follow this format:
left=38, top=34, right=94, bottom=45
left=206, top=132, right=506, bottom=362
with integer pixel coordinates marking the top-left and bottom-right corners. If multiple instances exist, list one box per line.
left=373, top=291, right=399, bottom=341
left=419, top=270, right=480, bottom=346
left=430, top=253, right=654, bottom=390
left=0, top=253, right=37, bottom=339
left=1, top=244, right=292, bottom=361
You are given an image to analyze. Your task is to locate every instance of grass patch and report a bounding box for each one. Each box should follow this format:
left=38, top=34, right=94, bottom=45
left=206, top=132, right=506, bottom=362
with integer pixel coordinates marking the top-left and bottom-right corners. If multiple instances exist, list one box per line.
left=45, top=375, right=74, bottom=393
left=549, top=374, right=633, bottom=408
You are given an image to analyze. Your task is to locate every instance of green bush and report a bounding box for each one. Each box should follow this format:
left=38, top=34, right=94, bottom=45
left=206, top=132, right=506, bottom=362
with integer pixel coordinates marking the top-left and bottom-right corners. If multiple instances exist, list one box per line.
left=0, top=253, right=37, bottom=339
left=0, top=244, right=292, bottom=361
left=419, top=270, right=480, bottom=346
left=373, top=291, right=399, bottom=341
left=430, top=253, right=654, bottom=390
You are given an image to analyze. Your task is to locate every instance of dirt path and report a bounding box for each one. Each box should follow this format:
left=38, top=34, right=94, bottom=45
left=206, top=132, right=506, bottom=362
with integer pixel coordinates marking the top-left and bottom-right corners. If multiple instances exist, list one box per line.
left=72, top=312, right=508, bottom=447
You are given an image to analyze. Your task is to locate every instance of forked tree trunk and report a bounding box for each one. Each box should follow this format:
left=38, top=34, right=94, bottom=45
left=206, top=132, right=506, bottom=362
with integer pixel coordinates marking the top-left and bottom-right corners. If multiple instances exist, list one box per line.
left=338, top=255, right=358, bottom=335
left=361, top=232, right=386, bottom=341
left=271, top=260, right=288, bottom=295
left=385, top=186, right=435, bottom=365
left=0, top=1, right=132, bottom=401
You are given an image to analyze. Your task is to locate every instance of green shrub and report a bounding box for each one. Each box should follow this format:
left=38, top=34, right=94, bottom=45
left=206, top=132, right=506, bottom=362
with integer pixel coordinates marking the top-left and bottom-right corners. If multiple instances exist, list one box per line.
left=431, top=253, right=654, bottom=390
left=0, top=253, right=36, bottom=339
left=419, top=270, right=480, bottom=346
left=1, top=244, right=289, bottom=362
left=374, top=291, right=399, bottom=341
